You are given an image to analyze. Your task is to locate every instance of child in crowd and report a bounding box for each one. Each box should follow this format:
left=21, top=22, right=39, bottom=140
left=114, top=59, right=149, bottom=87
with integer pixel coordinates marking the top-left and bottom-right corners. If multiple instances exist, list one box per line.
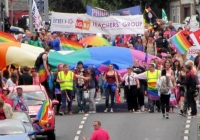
left=169, top=77, right=178, bottom=113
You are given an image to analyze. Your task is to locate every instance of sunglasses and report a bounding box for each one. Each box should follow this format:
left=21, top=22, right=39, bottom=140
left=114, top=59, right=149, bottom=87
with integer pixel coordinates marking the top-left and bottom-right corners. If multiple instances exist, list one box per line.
left=93, top=125, right=97, bottom=127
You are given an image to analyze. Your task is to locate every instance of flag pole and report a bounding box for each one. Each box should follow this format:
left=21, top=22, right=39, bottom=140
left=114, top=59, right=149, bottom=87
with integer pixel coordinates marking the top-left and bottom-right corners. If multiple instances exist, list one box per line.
left=29, top=0, right=33, bottom=32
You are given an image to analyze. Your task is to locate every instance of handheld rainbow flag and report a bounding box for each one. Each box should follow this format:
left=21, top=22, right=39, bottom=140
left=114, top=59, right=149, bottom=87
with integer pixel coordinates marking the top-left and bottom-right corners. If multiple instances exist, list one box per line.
left=38, top=65, right=48, bottom=83
left=35, top=100, right=49, bottom=125
left=60, top=38, right=83, bottom=51
left=0, top=31, right=17, bottom=42
left=170, top=31, right=191, bottom=54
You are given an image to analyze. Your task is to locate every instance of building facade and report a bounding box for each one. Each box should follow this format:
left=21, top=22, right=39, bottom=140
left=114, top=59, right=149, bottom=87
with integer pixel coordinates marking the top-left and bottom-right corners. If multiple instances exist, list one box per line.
left=170, top=0, right=196, bottom=23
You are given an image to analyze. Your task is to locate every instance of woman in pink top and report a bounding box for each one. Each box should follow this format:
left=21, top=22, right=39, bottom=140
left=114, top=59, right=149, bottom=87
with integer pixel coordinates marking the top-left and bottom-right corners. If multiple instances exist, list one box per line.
left=31, top=68, right=39, bottom=85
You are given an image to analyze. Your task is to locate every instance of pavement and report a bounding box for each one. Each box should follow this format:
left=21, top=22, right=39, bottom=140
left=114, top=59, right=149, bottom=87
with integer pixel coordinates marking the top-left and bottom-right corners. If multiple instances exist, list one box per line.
left=55, top=96, right=200, bottom=140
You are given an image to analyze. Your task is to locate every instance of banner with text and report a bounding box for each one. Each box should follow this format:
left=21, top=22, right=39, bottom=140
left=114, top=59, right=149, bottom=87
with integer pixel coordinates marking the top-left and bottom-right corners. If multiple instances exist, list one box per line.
left=51, top=12, right=144, bottom=35
left=86, top=5, right=109, bottom=17
left=86, top=5, right=142, bottom=17
left=186, top=46, right=200, bottom=61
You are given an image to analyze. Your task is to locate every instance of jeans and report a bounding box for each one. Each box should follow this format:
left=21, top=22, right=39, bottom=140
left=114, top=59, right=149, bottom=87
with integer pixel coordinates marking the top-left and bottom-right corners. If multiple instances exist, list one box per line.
left=61, top=90, right=73, bottom=112
left=148, top=99, right=160, bottom=112
left=55, top=94, right=62, bottom=113
left=76, top=87, right=86, bottom=111
left=160, top=94, right=170, bottom=114
left=105, top=85, right=115, bottom=108
left=88, top=88, right=96, bottom=111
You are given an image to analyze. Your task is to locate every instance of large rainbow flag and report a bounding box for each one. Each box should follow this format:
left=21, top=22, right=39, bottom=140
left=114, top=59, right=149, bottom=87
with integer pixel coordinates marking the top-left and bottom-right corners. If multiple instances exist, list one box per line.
left=35, top=100, right=49, bottom=125
left=60, top=38, right=83, bottom=51
left=0, top=31, right=17, bottom=42
left=170, top=31, right=191, bottom=54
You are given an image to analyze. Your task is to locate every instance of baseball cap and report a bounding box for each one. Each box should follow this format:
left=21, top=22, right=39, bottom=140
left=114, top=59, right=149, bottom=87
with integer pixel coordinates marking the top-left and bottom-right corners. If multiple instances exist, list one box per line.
left=16, top=86, right=23, bottom=90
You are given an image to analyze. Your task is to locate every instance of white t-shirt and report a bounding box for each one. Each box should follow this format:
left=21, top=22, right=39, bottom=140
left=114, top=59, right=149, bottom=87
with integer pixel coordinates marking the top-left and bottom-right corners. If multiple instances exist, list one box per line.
left=123, top=73, right=137, bottom=86
left=5, top=79, right=16, bottom=88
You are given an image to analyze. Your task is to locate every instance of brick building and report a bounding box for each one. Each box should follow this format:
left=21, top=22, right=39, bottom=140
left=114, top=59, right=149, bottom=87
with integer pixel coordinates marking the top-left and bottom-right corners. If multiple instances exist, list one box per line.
left=169, top=0, right=197, bottom=23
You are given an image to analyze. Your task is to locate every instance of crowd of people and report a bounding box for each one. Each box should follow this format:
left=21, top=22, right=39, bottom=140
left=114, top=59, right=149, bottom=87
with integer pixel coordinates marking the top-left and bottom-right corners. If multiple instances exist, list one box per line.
left=0, top=19, right=200, bottom=121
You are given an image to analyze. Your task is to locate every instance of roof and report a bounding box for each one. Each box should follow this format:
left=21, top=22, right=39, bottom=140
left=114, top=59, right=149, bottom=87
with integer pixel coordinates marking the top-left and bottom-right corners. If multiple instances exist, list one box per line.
left=9, top=85, right=46, bottom=92
left=9, top=0, right=29, bottom=11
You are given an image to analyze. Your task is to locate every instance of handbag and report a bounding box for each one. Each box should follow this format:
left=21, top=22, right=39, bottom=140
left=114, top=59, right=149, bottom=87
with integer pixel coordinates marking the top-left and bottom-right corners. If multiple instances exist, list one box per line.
left=84, top=90, right=89, bottom=100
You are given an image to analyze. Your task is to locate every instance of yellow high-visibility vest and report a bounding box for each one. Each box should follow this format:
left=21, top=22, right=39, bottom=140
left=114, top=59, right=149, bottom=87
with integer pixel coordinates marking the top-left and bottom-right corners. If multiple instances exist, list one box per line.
left=58, top=71, right=74, bottom=90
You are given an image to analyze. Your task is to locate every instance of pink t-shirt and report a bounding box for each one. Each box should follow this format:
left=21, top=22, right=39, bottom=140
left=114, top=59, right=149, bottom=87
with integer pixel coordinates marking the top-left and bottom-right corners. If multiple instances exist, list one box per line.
left=33, top=75, right=40, bottom=85
left=90, top=128, right=110, bottom=140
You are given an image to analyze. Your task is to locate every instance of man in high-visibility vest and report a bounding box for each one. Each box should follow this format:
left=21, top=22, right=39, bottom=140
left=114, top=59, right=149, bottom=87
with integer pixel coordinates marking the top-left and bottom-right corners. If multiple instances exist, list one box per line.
left=134, top=63, right=161, bottom=113
left=57, top=64, right=86, bottom=115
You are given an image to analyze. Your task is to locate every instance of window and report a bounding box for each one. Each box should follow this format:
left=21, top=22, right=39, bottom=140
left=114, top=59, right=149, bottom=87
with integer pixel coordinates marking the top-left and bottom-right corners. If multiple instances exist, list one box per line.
left=177, top=7, right=180, bottom=23
left=172, top=7, right=176, bottom=22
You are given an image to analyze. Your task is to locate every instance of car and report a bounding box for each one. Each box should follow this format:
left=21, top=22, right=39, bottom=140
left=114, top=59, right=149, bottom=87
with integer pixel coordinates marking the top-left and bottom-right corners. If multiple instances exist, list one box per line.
left=0, top=119, right=36, bottom=140
left=10, top=85, right=58, bottom=140
left=13, top=111, right=34, bottom=133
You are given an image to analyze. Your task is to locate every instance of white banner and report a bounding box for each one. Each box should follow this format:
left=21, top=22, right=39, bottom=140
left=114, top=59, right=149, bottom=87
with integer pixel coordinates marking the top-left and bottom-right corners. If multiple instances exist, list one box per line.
left=186, top=46, right=200, bottom=61
left=51, top=12, right=144, bottom=35
left=31, top=0, right=42, bottom=29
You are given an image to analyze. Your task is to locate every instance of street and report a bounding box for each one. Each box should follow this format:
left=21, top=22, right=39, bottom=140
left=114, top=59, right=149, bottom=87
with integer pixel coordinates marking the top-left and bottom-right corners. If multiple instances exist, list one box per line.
left=55, top=97, right=200, bottom=140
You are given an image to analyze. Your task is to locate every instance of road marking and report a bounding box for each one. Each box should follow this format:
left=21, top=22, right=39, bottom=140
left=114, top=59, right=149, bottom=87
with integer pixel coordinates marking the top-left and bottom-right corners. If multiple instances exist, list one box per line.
left=81, top=121, right=85, bottom=124
left=83, top=117, right=87, bottom=120
left=187, top=116, right=191, bottom=119
left=186, top=120, right=191, bottom=124
left=185, top=124, right=190, bottom=129
left=183, top=136, right=188, bottom=140
left=77, top=130, right=81, bottom=134
left=79, top=125, right=83, bottom=129
left=74, top=136, right=79, bottom=140
left=85, top=114, right=89, bottom=116
left=95, top=102, right=98, bottom=104
left=184, top=130, right=189, bottom=134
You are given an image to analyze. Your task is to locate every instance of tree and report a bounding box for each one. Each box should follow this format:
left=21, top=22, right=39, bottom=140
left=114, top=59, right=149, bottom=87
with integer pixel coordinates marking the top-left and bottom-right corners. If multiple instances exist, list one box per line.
left=49, top=0, right=86, bottom=13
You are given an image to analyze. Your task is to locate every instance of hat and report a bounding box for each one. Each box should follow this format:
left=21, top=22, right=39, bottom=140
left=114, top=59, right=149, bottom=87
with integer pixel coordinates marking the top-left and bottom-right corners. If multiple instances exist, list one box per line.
left=16, top=86, right=23, bottom=90
left=127, top=66, right=133, bottom=71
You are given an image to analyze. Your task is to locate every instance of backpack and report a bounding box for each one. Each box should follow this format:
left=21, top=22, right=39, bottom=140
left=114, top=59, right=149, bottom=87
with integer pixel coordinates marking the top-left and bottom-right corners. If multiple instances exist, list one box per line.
left=34, top=52, right=46, bottom=71
left=159, top=77, right=170, bottom=94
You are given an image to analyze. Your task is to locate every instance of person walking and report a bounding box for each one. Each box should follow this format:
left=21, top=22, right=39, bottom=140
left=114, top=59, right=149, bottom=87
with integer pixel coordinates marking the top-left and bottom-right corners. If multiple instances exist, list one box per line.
left=156, top=69, right=173, bottom=119
left=86, top=67, right=98, bottom=113
left=103, top=64, right=119, bottom=113
left=121, top=66, right=140, bottom=112
left=133, top=59, right=146, bottom=111
left=75, top=61, right=88, bottom=113
left=18, top=66, right=33, bottom=85
left=83, top=121, right=110, bottom=140
left=135, top=63, right=161, bottom=113
left=57, top=64, right=86, bottom=115
left=185, top=65, right=198, bottom=117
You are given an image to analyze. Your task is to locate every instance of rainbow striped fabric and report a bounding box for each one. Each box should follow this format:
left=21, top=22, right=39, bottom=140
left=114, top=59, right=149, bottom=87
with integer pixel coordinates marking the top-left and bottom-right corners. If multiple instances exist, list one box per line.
left=170, top=31, right=191, bottom=54
left=35, top=100, right=49, bottom=125
left=147, top=82, right=160, bottom=100
left=38, top=65, right=48, bottom=83
left=60, top=38, right=83, bottom=51
left=0, top=31, right=17, bottom=42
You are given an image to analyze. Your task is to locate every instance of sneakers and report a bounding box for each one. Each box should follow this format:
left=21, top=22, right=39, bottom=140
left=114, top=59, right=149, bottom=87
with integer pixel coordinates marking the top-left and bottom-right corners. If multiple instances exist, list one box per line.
left=166, top=113, right=169, bottom=119
left=141, top=106, right=145, bottom=112
left=129, top=110, right=133, bottom=113
left=89, top=110, right=96, bottom=113
left=162, top=114, right=165, bottom=119
left=79, top=110, right=83, bottom=114
left=104, top=108, right=108, bottom=113
left=110, top=108, right=114, bottom=113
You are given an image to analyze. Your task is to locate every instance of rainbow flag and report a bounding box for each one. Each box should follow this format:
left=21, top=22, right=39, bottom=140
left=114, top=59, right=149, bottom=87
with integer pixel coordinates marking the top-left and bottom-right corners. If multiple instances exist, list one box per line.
left=38, top=65, right=48, bottom=83
left=0, top=31, right=17, bottom=42
left=147, top=82, right=160, bottom=100
left=60, top=38, right=83, bottom=51
left=170, top=31, right=191, bottom=54
left=35, top=100, right=49, bottom=125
